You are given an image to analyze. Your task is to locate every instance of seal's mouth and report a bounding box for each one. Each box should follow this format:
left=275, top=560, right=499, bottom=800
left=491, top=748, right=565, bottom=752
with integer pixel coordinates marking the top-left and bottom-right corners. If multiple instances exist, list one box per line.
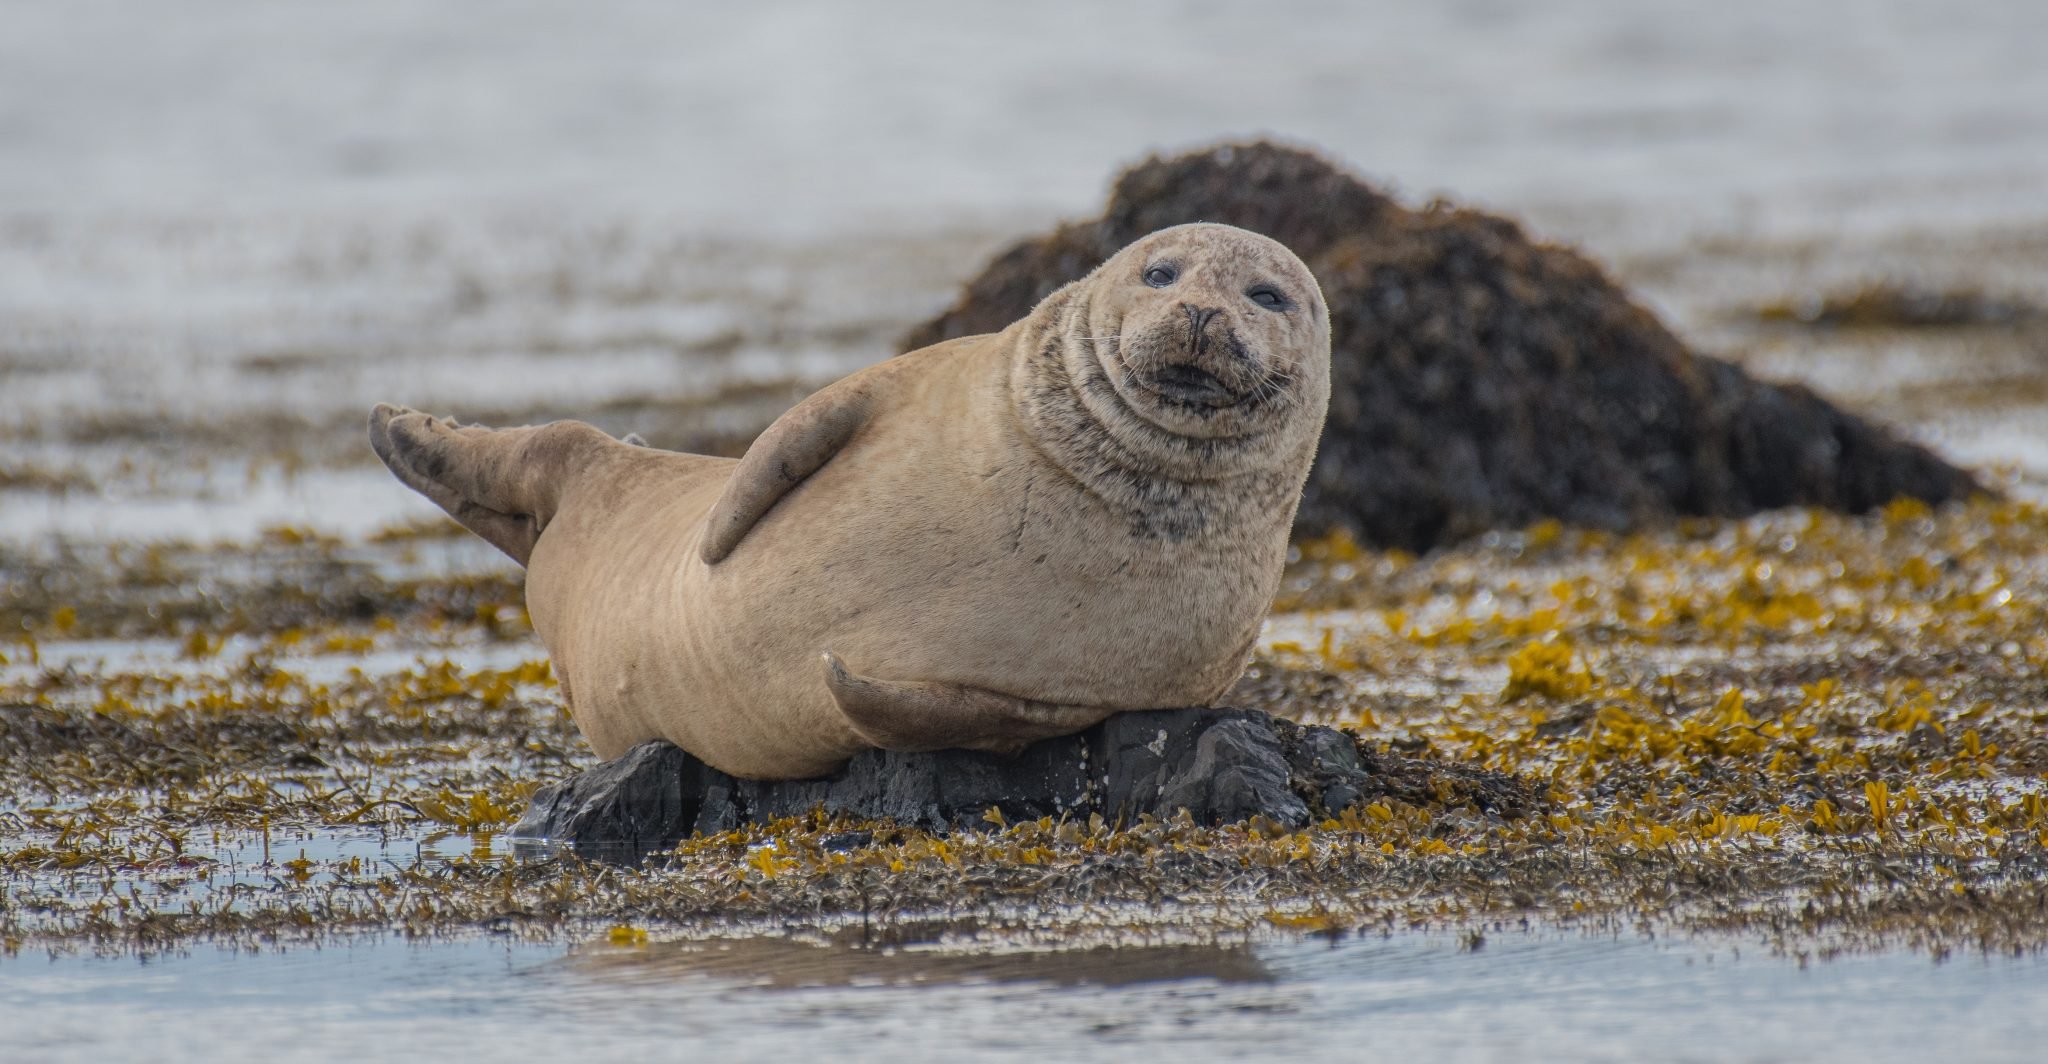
left=1140, top=364, right=1242, bottom=408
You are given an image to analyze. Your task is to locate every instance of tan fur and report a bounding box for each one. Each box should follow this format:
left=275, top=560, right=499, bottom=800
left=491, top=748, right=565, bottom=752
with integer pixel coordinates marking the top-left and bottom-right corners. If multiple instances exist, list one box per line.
left=369, top=224, right=1331, bottom=779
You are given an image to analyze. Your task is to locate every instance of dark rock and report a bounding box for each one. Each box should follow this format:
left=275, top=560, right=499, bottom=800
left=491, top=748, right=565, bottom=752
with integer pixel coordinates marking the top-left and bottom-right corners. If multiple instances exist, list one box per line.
left=901, top=141, right=1981, bottom=553
left=509, top=706, right=1531, bottom=863
left=509, top=741, right=696, bottom=861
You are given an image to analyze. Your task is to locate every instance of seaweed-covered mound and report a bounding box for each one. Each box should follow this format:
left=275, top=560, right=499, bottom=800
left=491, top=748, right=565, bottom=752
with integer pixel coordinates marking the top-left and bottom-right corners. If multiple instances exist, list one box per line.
left=905, top=142, right=1979, bottom=551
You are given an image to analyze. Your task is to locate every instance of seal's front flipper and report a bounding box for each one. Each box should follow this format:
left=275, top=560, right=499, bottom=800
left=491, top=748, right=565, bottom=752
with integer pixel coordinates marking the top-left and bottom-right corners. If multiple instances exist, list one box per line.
left=369, top=404, right=619, bottom=566
left=821, top=652, right=1118, bottom=756
left=700, top=383, right=873, bottom=564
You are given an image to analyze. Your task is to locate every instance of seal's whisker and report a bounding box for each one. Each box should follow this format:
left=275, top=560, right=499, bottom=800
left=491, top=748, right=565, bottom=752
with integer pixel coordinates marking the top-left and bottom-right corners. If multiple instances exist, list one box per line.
left=1076, top=334, right=1121, bottom=341
left=1245, top=366, right=1299, bottom=406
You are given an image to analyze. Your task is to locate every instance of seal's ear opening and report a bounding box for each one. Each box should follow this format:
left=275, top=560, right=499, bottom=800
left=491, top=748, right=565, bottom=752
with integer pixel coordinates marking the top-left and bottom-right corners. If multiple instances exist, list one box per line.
left=820, top=652, right=1114, bottom=756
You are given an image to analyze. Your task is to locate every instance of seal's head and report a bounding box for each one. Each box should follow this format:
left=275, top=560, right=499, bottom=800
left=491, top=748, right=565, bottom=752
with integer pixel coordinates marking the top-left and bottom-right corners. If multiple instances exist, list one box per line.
left=1067, top=223, right=1330, bottom=447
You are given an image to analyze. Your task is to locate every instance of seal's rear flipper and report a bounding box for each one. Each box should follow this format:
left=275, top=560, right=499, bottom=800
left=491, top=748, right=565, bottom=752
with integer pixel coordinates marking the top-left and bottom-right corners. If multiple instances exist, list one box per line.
left=368, top=403, right=619, bottom=566
left=821, top=652, right=1117, bottom=756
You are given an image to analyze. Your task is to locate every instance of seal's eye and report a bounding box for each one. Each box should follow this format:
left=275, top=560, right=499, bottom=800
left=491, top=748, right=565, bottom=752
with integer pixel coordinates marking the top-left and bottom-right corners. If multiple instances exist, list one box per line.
left=1248, top=286, right=1289, bottom=311
left=1144, top=264, right=1178, bottom=287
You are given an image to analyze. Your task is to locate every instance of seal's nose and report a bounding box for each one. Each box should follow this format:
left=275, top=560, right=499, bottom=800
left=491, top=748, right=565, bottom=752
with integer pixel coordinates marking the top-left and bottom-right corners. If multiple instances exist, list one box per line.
left=1183, top=304, right=1221, bottom=355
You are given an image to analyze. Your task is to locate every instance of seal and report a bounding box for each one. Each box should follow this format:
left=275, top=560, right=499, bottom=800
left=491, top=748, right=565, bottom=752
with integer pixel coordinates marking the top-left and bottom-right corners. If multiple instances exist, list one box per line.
left=369, top=223, right=1331, bottom=779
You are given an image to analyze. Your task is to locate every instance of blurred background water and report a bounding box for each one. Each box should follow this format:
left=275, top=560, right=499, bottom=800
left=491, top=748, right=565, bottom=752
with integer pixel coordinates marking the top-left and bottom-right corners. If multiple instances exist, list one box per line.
left=4, top=3, right=2048, bottom=1060
left=5, top=0, right=2043, bottom=234
left=3, top=0, right=2045, bottom=544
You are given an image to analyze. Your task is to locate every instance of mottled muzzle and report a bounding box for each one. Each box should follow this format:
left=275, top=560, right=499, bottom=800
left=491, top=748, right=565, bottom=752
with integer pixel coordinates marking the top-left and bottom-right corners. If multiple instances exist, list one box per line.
left=1121, top=300, right=1279, bottom=412
left=1076, top=223, right=1330, bottom=446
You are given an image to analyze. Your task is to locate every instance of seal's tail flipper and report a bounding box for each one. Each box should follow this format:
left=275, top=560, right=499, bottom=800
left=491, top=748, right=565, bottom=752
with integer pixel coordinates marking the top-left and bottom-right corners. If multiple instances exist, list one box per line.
left=368, top=404, right=619, bottom=566
left=820, top=652, right=1117, bottom=756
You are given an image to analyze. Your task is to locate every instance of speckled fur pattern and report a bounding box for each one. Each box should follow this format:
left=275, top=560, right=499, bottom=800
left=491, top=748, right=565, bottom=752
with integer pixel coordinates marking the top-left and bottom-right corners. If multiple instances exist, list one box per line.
left=369, top=224, right=1331, bottom=778
left=1014, top=226, right=1330, bottom=542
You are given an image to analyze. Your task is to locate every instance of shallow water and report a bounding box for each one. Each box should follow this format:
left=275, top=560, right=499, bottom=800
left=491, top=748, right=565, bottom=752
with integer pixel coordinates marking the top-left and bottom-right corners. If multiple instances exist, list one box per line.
left=4, top=929, right=2045, bottom=1063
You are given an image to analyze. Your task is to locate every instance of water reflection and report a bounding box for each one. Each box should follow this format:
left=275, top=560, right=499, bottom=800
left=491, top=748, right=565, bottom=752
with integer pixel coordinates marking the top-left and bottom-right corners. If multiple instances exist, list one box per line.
left=5, top=928, right=2047, bottom=1062
left=562, top=935, right=1272, bottom=992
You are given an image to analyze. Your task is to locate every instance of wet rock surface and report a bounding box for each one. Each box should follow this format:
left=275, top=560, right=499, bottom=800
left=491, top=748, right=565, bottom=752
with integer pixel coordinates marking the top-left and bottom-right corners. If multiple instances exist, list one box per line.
left=511, top=707, right=1529, bottom=863
left=903, top=142, right=1981, bottom=552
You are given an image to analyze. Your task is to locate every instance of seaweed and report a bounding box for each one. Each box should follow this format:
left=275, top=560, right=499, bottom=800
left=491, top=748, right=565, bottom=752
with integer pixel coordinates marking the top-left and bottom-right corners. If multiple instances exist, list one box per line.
left=6, top=498, right=2048, bottom=958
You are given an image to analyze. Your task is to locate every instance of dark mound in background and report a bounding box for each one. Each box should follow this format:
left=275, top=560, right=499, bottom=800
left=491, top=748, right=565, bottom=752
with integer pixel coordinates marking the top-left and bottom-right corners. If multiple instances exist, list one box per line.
left=904, top=142, right=1979, bottom=552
